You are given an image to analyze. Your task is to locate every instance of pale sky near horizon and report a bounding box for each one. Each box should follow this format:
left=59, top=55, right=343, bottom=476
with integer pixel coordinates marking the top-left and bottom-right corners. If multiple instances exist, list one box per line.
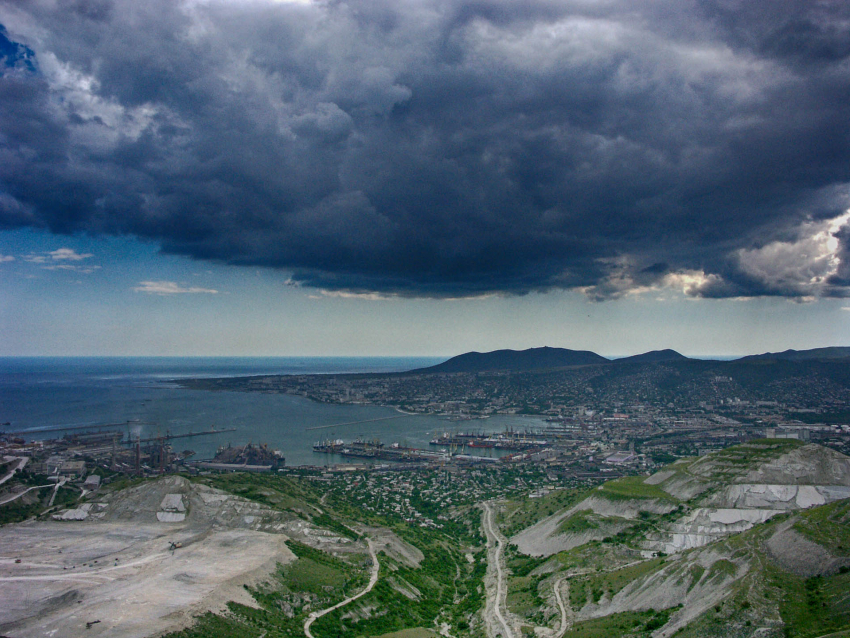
left=2, top=1, right=850, bottom=356
left=3, top=228, right=848, bottom=357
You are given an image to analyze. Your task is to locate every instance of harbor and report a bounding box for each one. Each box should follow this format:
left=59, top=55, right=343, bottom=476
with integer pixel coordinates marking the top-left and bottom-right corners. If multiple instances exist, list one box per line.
left=313, top=437, right=448, bottom=462
left=429, top=427, right=550, bottom=451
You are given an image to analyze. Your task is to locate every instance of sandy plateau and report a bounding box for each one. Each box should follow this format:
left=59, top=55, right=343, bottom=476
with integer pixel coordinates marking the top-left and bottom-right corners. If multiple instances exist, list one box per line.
left=0, top=476, right=341, bottom=638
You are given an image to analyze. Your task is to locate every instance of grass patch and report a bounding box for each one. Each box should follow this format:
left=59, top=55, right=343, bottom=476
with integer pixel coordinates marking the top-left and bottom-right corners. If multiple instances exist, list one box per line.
left=569, top=557, right=667, bottom=610
left=507, top=574, right=543, bottom=617
left=706, top=559, right=737, bottom=580
left=561, top=608, right=674, bottom=637
left=372, top=629, right=439, bottom=638
left=686, top=564, right=705, bottom=592
left=557, top=510, right=600, bottom=535
left=556, top=541, right=636, bottom=574
left=792, top=498, right=850, bottom=556
left=598, top=476, right=678, bottom=503
left=765, top=561, right=850, bottom=637
left=0, top=492, right=48, bottom=526
left=500, top=488, right=586, bottom=536
left=506, top=552, right=549, bottom=578
left=312, top=512, right=360, bottom=540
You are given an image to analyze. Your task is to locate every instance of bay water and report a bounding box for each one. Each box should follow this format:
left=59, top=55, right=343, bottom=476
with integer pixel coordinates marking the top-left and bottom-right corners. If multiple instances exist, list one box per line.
left=0, top=357, right=548, bottom=466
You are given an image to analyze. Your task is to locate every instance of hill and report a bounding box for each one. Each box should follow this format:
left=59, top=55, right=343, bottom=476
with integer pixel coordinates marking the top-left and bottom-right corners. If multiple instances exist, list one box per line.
left=412, top=345, right=848, bottom=374
left=413, top=346, right=609, bottom=373
left=500, top=440, right=850, bottom=638
left=736, top=346, right=850, bottom=362
left=513, top=440, right=850, bottom=557
left=613, top=349, right=689, bottom=364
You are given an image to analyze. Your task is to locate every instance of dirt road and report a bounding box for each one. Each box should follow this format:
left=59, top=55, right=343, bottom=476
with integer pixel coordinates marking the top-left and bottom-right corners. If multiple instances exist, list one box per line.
left=483, top=502, right=514, bottom=638
left=0, top=484, right=52, bottom=505
left=552, top=578, right=574, bottom=637
left=0, top=457, right=28, bottom=486
left=303, top=538, right=380, bottom=638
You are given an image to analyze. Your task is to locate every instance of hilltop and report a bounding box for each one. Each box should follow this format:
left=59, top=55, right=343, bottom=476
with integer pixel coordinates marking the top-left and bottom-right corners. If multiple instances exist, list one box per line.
left=613, top=349, right=689, bottom=364
left=412, top=346, right=609, bottom=373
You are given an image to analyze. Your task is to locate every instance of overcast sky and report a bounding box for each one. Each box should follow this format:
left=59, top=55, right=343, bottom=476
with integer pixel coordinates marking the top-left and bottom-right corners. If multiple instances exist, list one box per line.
left=1, top=0, right=849, bottom=356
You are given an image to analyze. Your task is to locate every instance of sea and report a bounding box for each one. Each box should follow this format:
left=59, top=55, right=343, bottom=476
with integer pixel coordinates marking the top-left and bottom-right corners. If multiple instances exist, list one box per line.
left=0, top=357, right=550, bottom=466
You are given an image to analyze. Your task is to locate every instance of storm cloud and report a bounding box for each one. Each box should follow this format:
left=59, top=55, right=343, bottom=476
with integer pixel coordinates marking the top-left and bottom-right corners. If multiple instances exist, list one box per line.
left=1, top=0, right=849, bottom=298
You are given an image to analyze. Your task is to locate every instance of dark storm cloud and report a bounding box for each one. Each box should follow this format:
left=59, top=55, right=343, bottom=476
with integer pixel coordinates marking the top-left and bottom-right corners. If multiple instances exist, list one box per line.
left=1, top=0, right=850, bottom=298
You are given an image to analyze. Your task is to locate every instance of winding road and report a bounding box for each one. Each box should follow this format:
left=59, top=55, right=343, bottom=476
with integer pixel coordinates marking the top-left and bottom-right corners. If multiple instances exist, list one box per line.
left=483, top=504, right=575, bottom=638
left=483, top=502, right=514, bottom=638
left=303, top=538, right=380, bottom=638
left=552, top=578, right=573, bottom=638
left=0, top=457, right=28, bottom=485
left=0, top=484, right=52, bottom=506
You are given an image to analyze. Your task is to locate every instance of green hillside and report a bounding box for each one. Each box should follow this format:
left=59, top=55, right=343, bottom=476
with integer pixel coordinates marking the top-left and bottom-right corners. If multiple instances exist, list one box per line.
left=501, top=441, right=850, bottom=638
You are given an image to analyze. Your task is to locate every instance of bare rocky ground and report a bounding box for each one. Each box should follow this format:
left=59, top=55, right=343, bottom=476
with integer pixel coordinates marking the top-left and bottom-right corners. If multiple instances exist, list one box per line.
left=0, top=475, right=359, bottom=638
left=765, top=519, right=850, bottom=578
left=501, top=443, right=850, bottom=638
left=362, top=526, right=424, bottom=568
left=512, top=443, right=850, bottom=558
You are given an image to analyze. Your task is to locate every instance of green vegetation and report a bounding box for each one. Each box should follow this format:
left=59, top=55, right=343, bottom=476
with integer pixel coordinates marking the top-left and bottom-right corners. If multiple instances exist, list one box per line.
left=280, top=540, right=367, bottom=595
left=199, top=472, right=321, bottom=513
left=557, top=510, right=600, bottom=535
left=506, top=550, right=549, bottom=578
left=569, top=557, right=667, bottom=610
left=790, top=409, right=850, bottom=424
left=167, top=543, right=368, bottom=638
left=372, top=630, right=438, bottom=638
left=166, top=469, right=489, bottom=638
left=691, top=440, right=804, bottom=481
left=555, top=540, right=636, bottom=574
left=499, top=487, right=585, bottom=536
left=311, top=541, right=468, bottom=638
left=561, top=608, right=675, bottom=637
left=506, top=573, right=546, bottom=617
left=705, top=559, right=736, bottom=580
left=792, top=498, right=850, bottom=556
left=0, top=492, right=48, bottom=525
left=144, top=445, right=850, bottom=638
left=311, top=512, right=360, bottom=540
left=0, top=477, right=78, bottom=526
left=685, top=564, right=705, bottom=592
left=765, top=563, right=850, bottom=637
left=597, top=476, right=678, bottom=503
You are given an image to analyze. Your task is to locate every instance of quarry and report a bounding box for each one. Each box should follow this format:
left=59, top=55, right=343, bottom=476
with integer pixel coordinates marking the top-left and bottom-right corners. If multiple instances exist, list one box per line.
left=0, top=475, right=363, bottom=637
left=1, top=440, right=850, bottom=638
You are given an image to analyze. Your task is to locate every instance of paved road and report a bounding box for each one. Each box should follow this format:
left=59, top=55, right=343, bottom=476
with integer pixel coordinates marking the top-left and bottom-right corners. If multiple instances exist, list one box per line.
left=483, top=502, right=514, bottom=638
left=303, top=538, right=380, bottom=638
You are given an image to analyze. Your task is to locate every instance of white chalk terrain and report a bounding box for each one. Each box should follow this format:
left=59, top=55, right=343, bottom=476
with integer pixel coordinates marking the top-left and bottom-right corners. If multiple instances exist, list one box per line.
left=499, top=442, right=850, bottom=638
left=512, top=441, right=850, bottom=557
left=0, top=475, right=359, bottom=638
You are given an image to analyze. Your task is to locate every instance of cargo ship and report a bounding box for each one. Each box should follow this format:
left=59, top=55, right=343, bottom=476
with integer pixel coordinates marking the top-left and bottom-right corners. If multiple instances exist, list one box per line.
left=430, top=428, right=549, bottom=451
left=313, top=438, right=344, bottom=453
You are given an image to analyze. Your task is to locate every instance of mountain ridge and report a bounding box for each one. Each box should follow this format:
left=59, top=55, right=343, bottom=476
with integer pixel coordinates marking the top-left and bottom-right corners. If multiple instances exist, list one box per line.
left=736, top=346, right=850, bottom=362
left=412, top=345, right=849, bottom=374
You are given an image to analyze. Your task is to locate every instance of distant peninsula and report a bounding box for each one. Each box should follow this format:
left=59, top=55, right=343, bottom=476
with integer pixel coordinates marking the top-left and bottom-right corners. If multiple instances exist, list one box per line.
left=411, top=346, right=609, bottom=374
